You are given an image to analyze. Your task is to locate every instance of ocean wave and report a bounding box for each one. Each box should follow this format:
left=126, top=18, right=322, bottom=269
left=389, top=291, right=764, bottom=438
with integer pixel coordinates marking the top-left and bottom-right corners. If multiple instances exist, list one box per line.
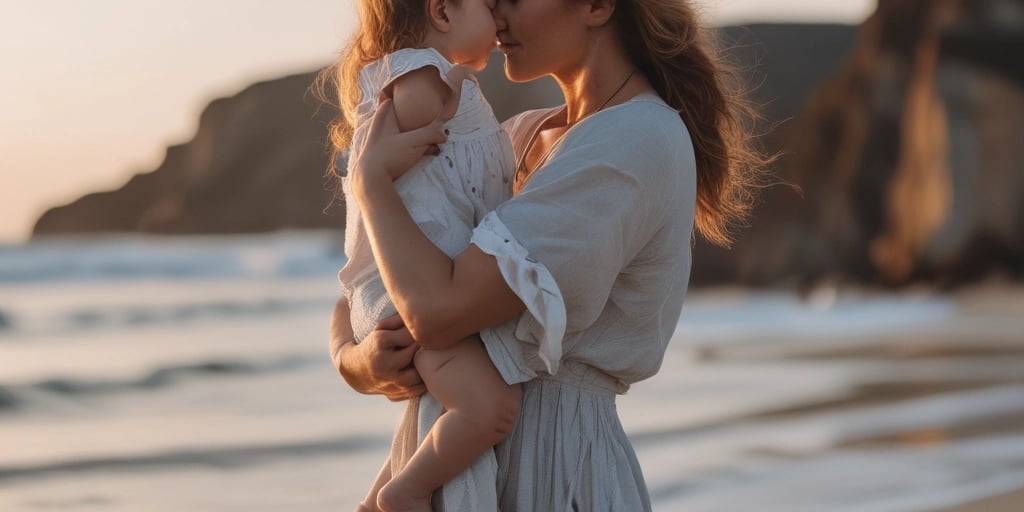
left=0, top=433, right=388, bottom=482
left=64, top=297, right=330, bottom=330
left=0, top=354, right=318, bottom=413
left=2, top=296, right=333, bottom=338
left=0, top=233, right=345, bottom=284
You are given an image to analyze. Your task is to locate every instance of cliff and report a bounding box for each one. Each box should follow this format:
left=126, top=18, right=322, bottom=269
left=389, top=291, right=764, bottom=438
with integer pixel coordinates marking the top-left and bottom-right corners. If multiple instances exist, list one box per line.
left=698, top=0, right=1024, bottom=287
left=32, top=9, right=1024, bottom=286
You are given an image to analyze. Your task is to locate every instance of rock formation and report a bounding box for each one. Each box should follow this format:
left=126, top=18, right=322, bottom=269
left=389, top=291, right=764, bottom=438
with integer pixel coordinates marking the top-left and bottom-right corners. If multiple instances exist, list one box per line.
left=32, top=7, right=1024, bottom=287
left=714, top=0, right=1024, bottom=287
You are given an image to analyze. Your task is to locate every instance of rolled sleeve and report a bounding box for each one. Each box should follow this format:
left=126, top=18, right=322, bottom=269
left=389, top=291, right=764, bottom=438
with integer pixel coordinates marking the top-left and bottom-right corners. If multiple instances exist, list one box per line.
left=472, top=213, right=566, bottom=377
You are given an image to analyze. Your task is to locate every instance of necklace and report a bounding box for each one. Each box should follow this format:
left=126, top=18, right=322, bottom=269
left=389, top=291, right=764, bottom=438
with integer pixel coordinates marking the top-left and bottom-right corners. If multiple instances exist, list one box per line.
left=514, top=70, right=636, bottom=187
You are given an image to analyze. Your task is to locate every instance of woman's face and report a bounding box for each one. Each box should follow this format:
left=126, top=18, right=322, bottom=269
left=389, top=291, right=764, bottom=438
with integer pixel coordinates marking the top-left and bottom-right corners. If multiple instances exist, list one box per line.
left=493, top=0, right=589, bottom=82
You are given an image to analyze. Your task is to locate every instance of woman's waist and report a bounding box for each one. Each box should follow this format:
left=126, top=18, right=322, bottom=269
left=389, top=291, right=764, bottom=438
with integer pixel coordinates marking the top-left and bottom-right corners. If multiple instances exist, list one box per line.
left=533, top=359, right=624, bottom=396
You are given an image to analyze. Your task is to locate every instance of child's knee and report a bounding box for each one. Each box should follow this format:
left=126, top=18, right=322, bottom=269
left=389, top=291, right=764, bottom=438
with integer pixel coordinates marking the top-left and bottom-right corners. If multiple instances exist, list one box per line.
left=484, top=383, right=521, bottom=440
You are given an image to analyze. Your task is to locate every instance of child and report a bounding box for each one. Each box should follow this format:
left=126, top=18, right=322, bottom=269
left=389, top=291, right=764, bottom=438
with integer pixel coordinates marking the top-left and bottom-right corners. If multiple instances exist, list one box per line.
left=328, top=0, right=521, bottom=509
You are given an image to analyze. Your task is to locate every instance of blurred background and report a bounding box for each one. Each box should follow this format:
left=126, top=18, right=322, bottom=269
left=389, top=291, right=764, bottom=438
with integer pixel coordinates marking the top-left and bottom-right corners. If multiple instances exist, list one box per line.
left=2, top=0, right=1023, bottom=510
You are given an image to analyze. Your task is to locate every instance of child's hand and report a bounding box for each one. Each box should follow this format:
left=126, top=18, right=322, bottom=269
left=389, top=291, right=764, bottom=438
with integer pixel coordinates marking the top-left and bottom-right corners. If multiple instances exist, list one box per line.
left=439, top=65, right=477, bottom=123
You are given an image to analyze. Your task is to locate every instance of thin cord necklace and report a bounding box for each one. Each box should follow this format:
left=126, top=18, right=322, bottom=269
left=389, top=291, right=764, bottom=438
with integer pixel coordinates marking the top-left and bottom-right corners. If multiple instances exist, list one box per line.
left=567, top=69, right=636, bottom=128
left=515, top=70, right=636, bottom=184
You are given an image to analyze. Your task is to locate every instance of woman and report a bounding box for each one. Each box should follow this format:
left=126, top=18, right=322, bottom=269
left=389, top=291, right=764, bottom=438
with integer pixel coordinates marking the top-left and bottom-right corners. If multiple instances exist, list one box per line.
left=329, top=0, right=766, bottom=508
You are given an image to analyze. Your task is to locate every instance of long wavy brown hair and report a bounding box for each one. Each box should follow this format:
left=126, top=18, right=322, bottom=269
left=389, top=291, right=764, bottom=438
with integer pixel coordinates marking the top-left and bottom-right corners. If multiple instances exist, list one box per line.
left=613, top=0, right=772, bottom=247
left=313, top=0, right=437, bottom=181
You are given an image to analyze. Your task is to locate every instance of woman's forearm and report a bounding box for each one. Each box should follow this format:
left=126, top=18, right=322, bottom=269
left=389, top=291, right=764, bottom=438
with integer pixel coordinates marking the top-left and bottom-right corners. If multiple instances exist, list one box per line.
left=351, top=171, right=462, bottom=347
left=329, top=297, right=373, bottom=393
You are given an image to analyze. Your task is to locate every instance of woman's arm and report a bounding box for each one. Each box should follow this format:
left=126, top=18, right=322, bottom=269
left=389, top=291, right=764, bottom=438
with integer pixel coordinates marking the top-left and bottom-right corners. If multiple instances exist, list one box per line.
left=329, top=297, right=426, bottom=401
left=350, top=99, right=527, bottom=350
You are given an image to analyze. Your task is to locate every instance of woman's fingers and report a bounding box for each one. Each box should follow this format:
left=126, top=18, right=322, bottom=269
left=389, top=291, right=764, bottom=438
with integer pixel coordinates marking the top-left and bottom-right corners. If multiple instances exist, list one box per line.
left=375, top=313, right=405, bottom=332
left=395, top=367, right=424, bottom=388
left=402, top=118, right=448, bottom=149
left=354, top=95, right=448, bottom=181
left=382, top=367, right=425, bottom=401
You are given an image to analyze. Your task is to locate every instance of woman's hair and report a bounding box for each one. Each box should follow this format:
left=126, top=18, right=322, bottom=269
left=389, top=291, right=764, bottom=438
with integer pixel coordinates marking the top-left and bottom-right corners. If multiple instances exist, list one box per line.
left=613, top=0, right=771, bottom=248
left=314, top=0, right=444, bottom=182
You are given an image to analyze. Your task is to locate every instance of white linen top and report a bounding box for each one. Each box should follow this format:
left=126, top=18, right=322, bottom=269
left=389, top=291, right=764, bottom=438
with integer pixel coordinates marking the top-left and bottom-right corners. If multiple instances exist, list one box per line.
left=338, top=48, right=515, bottom=344
left=465, top=94, right=697, bottom=511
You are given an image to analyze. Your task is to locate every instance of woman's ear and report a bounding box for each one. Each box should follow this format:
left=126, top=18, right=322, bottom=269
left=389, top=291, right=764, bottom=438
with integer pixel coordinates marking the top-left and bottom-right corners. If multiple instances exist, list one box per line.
left=582, top=0, right=616, bottom=27
left=426, top=0, right=452, bottom=32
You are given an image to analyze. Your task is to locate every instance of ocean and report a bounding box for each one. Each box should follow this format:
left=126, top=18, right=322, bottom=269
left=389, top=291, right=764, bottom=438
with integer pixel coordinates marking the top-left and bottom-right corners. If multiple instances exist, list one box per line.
left=2, top=232, right=1022, bottom=511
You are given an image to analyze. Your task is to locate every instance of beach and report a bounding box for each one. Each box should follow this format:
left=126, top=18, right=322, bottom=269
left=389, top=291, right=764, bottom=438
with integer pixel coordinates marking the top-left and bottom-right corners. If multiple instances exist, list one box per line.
left=2, top=233, right=1023, bottom=511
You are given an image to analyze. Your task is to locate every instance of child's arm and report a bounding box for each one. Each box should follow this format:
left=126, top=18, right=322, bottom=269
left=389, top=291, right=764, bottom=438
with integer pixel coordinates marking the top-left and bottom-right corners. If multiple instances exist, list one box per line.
left=389, top=67, right=451, bottom=133
left=389, top=65, right=472, bottom=134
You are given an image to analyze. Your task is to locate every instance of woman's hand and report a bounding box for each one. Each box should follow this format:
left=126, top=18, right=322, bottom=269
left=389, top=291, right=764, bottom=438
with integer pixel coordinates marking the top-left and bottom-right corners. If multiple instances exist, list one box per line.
left=329, top=299, right=425, bottom=402
left=350, top=95, right=449, bottom=184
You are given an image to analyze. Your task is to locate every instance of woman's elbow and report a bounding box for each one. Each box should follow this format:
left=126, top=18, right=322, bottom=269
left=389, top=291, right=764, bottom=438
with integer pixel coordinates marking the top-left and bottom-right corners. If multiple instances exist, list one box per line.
left=405, top=318, right=457, bottom=350
left=402, top=304, right=460, bottom=350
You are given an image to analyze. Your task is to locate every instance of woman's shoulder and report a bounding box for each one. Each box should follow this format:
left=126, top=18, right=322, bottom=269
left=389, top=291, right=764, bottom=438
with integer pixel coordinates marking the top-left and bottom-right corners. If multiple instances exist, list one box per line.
left=580, top=95, right=692, bottom=160
left=602, top=94, right=685, bottom=138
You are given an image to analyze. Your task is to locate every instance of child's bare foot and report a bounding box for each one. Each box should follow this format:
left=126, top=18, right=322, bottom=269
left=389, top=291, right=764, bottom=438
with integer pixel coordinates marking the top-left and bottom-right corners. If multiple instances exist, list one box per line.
left=377, top=479, right=432, bottom=512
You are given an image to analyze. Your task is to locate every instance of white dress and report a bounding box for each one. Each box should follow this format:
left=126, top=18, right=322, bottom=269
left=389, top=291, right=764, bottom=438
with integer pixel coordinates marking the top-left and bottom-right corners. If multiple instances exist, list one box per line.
left=339, top=48, right=525, bottom=511
left=469, top=94, right=698, bottom=511
left=340, top=47, right=515, bottom=344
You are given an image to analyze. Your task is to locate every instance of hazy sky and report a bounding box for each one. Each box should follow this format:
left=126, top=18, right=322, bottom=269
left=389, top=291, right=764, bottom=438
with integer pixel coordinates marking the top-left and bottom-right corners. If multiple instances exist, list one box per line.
left=0, top=0, right=874, bottom=242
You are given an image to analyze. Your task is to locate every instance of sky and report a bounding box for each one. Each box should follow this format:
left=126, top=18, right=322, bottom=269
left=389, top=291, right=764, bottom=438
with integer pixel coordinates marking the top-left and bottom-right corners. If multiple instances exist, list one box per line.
left=0, top=0, right=875, bottom=243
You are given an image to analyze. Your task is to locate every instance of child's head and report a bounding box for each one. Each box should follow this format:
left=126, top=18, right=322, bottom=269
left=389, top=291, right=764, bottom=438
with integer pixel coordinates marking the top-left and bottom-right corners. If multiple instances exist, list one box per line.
left=321, top=0, right=497, bottom=153
left=424, top=0, right=498, bottom=71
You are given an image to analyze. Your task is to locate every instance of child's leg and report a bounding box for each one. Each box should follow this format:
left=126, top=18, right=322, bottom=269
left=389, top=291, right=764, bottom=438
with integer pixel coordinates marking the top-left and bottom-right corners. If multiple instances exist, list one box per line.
left=377, top=336, right=522, bottom=512
left=357, top=458, right=392, bottom=512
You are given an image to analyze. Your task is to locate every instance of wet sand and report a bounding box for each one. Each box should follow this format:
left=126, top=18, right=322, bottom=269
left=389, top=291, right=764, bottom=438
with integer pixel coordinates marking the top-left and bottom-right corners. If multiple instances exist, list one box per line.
left=677, top=282, right=1024, bottom=510
left=3, top=273, right=1023, bottom=511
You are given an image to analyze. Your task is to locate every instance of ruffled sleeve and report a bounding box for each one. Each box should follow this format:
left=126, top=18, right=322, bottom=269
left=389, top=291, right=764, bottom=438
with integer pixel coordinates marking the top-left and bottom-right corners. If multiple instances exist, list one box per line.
left=357, top=48, right=456, bottom=116
left=471, top=213, right=566, bottom=379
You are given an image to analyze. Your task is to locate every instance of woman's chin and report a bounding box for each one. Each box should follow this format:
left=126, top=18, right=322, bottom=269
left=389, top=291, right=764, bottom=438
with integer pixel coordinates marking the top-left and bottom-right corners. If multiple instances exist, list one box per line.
left=502, top=60, right=541, bottom=83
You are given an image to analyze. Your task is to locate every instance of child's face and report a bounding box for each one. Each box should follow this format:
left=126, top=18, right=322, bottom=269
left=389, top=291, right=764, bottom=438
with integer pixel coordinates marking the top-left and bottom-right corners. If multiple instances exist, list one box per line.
left=445, top=0, right=498, bottom=70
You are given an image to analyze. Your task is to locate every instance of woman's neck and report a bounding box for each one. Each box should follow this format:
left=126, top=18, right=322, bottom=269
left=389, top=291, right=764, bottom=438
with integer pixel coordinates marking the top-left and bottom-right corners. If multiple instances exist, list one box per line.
left=551, top=40, right=647, bottom=126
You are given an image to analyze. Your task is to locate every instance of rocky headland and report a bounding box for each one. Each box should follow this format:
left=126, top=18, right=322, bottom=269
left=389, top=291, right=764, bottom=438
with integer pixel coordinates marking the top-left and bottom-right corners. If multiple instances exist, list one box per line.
left=33, top=0, right=1024, bottom=287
